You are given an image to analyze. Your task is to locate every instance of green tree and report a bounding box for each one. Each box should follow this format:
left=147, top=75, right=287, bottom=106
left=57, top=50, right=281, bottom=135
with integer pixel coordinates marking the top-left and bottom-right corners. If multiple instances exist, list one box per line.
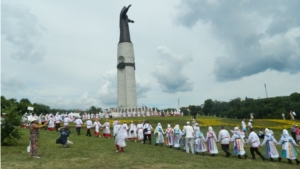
left=1, top=106, right=22, bottom=146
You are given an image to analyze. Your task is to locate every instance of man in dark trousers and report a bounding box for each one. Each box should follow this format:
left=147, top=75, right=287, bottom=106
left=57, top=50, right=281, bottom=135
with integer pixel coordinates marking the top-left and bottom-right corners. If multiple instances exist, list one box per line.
left=143, top=121, right=153, bottom=144
left=247, top=128, right=265, bottom=160
left=218, top=126, right=231, bottom=157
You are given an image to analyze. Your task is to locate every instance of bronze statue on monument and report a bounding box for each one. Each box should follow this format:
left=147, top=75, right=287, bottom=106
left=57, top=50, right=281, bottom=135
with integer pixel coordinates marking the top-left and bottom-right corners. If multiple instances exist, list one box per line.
left=119, top=4, right=134, bottom=43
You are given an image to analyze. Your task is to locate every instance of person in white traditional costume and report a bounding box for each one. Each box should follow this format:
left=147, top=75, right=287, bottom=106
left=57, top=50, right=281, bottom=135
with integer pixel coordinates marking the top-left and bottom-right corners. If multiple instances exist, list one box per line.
left=103, top=119, right=111, bottom=138
left=241, top=119, right=247, bottom=137
left=122, top=121, right=129, bottom=140
left=184, top=121, right=194, bottom=154
left=63, top=115, right=73, bottom=127
left=246, top=128, right=265, bottom=160
left=143, top=121, right=153, bottom=144
left=206, top=126, right=218, bottom=156
left=218, top=126, right=231, bottom=157
left=128, top=121, right=137, bottom=142
left=74, top=117, right=83, bottom=135
left=277, top=129, right=300, bottom=165
left=136, top=121, right=144, bottom=143
left=194, top=123, right=206, bottom=155
left=173, top=124, right=182, bottom=149
left=93, top=118, right=102, bottom=137
left=47, top=114, right=55, bottom=131
left=54, top=115, right=62, bottom=132
left=154, top=123, right=165, bottom=146
left=260, top=128, right=281, bottom=162
left=85, top=118, right=93, bottom=137
left=113, top=118, right=118, bottom=127
left=114, top=121, right=126, bottom=153
left=248, top=121, right=253, bottom=130
left=165, top=124, right=174, bottom=147
left=231, top=127, right=248, bottom=159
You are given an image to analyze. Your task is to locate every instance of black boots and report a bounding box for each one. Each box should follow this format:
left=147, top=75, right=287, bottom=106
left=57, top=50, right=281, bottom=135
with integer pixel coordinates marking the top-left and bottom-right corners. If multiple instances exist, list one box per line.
left=296, top=159, right=300, bottom=165
left=278, top=157, right=282, bottom=162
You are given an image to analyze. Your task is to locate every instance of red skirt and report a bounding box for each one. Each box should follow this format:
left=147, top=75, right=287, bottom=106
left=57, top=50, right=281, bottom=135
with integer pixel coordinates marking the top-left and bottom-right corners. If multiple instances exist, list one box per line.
left=103, top=133, right=111, bottom=138
left=48, top=127, right=55, bottom=131
left=94, top=131, right=100, bottom=137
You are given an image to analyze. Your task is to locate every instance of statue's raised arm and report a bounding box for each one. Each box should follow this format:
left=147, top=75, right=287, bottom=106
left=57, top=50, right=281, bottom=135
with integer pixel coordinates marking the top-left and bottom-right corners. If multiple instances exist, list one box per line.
left=119, top=5, right=134, bottom=43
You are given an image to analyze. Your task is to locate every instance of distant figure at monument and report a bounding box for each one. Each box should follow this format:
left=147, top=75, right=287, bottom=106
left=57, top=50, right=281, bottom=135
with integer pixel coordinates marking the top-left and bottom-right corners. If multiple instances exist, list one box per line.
left=119, top=4, right=134, bottom=43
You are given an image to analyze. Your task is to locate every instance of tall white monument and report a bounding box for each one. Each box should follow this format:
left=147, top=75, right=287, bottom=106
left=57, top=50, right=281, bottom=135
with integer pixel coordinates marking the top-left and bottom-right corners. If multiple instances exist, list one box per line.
left=117, top=5, right=137, bottom=108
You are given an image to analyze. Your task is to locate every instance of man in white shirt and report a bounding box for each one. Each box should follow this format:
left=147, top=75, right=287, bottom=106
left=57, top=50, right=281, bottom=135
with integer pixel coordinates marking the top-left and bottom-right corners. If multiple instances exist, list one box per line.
left=55, top=115, right=62, bottom=132
left=218, top=126, right=231, bottom=157
left=143, top=121, right=153, bottom=144
left=183, top=121, right=194, bottom=154
left=74, top=117, right=83, bottom=135
left=246, top=128, right=265, bottom=160
left=85, top=118, right=93, bottom=137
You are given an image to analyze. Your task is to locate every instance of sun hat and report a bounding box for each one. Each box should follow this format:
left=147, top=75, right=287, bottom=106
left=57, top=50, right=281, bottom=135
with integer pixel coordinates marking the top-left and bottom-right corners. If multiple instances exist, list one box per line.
left=30, top=117, right=37, bottom=123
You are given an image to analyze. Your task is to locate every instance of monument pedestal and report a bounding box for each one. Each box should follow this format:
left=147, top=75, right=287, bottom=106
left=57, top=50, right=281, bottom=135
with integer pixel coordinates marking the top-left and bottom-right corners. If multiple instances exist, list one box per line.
left=117, top=42, right=137, bottom=108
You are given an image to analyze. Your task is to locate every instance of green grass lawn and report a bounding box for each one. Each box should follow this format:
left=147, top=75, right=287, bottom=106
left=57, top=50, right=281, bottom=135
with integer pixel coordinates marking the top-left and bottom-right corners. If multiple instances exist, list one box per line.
left=1, top=116, right=300, bottom=169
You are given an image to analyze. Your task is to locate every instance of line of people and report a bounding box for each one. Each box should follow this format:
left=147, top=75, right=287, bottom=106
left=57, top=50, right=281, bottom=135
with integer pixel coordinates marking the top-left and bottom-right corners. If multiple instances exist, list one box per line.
left=113, top=120, right=300, bottom=165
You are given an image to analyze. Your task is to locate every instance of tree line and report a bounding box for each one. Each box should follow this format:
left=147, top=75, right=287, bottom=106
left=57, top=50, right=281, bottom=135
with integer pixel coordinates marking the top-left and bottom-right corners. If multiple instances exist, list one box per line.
left=179, top=92, right=300, bottom=119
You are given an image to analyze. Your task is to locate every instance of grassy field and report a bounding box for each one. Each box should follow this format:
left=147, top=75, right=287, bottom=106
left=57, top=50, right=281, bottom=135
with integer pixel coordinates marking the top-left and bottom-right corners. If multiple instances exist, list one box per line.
left=1, top=116, right=300, bottom=169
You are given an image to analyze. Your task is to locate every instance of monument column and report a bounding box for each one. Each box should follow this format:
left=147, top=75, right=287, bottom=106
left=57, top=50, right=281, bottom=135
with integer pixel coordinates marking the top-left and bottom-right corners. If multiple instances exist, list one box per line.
left=117, top=5, right=137, bottom=108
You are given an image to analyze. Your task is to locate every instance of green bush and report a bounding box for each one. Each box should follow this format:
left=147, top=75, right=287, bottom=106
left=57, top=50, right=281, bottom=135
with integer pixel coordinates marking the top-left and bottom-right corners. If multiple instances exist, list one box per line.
left=1, top=106, right=22, bottom=146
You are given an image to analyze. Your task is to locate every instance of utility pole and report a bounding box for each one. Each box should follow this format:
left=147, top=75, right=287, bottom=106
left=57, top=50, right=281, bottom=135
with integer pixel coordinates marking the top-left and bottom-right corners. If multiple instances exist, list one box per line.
left=264, top=84, right=268, bottom=98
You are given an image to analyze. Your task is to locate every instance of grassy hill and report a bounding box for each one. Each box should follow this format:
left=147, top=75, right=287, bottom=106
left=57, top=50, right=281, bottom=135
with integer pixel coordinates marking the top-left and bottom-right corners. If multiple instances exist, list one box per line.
left=1, top=116, right=300, bottom=169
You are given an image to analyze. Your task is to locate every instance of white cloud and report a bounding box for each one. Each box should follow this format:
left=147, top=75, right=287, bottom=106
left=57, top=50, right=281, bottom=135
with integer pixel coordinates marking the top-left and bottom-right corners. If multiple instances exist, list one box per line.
left=2, top=3, right=46, bottom=63
left=153, top=46, right=193, bottom=93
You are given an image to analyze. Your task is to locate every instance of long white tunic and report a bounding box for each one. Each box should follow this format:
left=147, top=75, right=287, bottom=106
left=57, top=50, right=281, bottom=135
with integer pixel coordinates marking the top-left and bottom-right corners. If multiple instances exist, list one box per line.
left=246, top=131, right=260, bottom=148
left=261, top=133, right=279, bottom=158
left=93, top=121, right=102, bottom=132
left=103, top=122, right=110, bottom=134
left=231, top=131, right=246, bottom=155
left=122, top=124, right=129, bottom=138
left=136, top=124, right=144, bottom=140
left=206, top=131, right=218, bottom=154
left=114, top=124, right=126, bottom=147
left=128, top=123, right=137, bottom=138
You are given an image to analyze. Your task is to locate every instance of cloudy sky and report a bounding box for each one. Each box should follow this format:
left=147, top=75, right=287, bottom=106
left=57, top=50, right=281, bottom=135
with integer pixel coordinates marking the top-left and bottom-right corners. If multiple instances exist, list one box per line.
left=2, top=0, right=300, bottom=110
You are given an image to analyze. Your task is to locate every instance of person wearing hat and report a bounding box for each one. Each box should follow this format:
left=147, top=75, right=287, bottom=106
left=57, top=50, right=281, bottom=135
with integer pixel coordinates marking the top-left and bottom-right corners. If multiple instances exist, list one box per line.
left=154, top=123, right=165, bottom=146
left=165, top=124, right=174, bottom=147
left=29, top=117, right=48, bottom=158
left=231, top=126, right=247, bottom=159
left=206, top=126, right=218, bottom=156
left=173, top=124, right=181, bottom=149
left=218, top=126, right=231, bottom=157
left=194, top=123, right=206, bottom=155
left=128, top=121, right=137, bottom=142
left=183, top=121, right=194, bottom=154
left=277, top=129, right=299, bottom=165
left=260, top=128, right=281, bottom=162
left=246, top=128, right=265, bottom=161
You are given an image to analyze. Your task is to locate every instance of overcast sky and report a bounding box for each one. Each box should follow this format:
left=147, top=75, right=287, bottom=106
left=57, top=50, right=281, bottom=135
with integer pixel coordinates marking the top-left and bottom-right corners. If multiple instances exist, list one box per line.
left=2, top=0, right=300, bottom=110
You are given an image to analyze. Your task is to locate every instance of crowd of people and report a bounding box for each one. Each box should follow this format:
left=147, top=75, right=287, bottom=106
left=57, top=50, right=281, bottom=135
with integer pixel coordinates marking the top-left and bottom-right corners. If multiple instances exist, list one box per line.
left=112, top=118, right=300, bottom=165
left=25, top=112, right=300, bottom=165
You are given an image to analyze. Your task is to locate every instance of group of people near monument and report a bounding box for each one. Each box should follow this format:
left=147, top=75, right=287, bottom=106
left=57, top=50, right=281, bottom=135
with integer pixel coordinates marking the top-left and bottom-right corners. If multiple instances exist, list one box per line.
left=112, top=119, right=300, bottom=165
left=26, top=112, right=300, bottom=165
